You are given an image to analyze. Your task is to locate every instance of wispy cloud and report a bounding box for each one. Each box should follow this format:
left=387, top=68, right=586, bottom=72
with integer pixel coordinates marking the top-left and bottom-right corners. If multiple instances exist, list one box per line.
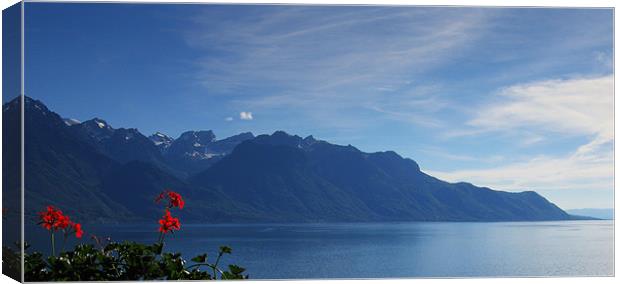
left=429, top=75, right=613, bottom=193
left=469, top=76, right=613, bottom=139
left=444, top=75, right=613, bottom=140
left=427, top=147, right=613, bottom=192
left=184, top=6, right=494, bottom=129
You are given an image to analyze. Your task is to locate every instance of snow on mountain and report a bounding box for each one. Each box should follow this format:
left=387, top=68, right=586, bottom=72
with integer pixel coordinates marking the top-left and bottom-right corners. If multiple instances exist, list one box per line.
left=63, top=118, right=81, bottom=126
left=79, top=118, right=115, bottom=141
left=149, top=132, right=174, bottom=150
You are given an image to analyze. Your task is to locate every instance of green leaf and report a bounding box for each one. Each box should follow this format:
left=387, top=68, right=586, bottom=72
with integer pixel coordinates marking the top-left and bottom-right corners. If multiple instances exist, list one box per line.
left=228, top=264, right=245, bottom=275
left=23, top=240, right=247, bottom=281
left=191, top=253, right=207, bottom=263
left=219, top=246, right=232, bottom=254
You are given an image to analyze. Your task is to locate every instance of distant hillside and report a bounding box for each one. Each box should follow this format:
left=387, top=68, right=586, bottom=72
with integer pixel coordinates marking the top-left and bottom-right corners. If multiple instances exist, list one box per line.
left=566, top=208, right=614, bottom=220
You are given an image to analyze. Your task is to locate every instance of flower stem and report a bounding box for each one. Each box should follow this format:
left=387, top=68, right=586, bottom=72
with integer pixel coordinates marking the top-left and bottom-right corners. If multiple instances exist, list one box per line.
left=213, top=252, right=223, bottom=279
left=61, top=235, right=67, bottom=253
left=50, top=231, right=56, bottom=257
left=158, top=231, right=164, bottom=246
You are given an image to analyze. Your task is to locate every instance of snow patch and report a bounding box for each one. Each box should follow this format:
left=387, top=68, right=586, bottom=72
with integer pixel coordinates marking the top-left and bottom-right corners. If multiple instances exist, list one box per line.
left=64, top=118, right=81, bottom=126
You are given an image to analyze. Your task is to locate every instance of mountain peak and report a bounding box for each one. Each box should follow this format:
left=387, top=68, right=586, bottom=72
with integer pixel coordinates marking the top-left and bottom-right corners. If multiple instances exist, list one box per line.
left=149, top=131, right=174, bottom=149
left=24, top=96, right=41, bottom=107
left=253, top=131, right=304, bottom=148
left=23, top=96, right=53, bottom=116
left=272, top=130, right=292, bottom=136
left=84, top=117, right=113, bottom=130
left=232, top=132, right=254, bottom=139
left=166, top=130, right=217, bottom=160
left=301, top=135, right=323, bottom=148
left=3, top=96, right=23, bottom=112
left=303, top=135, right=317, bottom=142
left=178, top=130, right=216, bottom=143
left=78, top=118, right=115, bottom=141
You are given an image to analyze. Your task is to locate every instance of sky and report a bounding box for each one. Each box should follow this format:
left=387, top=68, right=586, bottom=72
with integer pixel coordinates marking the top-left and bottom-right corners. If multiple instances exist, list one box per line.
left=21, top=3, right=613, bottom=209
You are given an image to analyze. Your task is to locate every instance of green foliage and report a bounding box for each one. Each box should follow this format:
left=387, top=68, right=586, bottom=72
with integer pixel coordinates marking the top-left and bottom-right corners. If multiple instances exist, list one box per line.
left=219, top=246, right=232, bottom=254
left=23, top=241, right=248, bottom=281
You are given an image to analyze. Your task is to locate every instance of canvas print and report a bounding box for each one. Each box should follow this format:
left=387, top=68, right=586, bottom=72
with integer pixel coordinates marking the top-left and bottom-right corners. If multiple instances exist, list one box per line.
left=1, top=1, right=615, bottom=281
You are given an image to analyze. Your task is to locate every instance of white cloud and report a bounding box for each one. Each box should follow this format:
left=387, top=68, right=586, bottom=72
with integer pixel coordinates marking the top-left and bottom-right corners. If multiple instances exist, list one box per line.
left=225, top=117, right=234, bottom=121
left=239, top=112, right=253, bottom=120
left=468, top=75, right=613, bottom=140
left=429, top=75, right=614, bottom=194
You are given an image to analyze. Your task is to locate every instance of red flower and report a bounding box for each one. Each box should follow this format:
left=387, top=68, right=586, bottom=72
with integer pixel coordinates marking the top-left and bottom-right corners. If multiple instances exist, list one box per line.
left=155, top=190, right=185, bottom=209
left=72, top=223, right=84, bottom=238
left=56, top=214, right=72, bottom=230
left=38, top=206, right=84, bottom=236
left=158, top=209, right=181, bottom=234
left=38, top=206, right=68, bottom=231
left=167, top=191, right=185, bottom=209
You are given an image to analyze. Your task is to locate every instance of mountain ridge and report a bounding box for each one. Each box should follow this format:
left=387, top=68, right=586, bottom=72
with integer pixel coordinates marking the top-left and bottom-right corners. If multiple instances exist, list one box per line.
left=188, top=134, right=572, bottom=221
left=4, top=96, right=587, bottom=223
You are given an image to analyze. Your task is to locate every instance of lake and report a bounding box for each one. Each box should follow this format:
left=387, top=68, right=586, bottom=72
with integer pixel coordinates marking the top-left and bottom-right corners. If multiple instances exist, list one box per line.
left=26, top=220, right=613, bottom=279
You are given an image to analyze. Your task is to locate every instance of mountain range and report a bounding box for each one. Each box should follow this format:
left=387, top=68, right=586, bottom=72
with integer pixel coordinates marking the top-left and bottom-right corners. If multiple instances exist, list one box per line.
left=3, top=96, right=588, bottom=223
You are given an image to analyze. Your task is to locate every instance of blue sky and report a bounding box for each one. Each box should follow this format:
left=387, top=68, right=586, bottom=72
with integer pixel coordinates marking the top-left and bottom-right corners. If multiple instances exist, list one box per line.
left=23, top=3, right=613, bottom=209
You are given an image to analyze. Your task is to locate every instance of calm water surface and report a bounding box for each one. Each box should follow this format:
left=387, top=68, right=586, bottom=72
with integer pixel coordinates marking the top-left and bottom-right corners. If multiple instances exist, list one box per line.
left=27, top=220, right=613, bottom=279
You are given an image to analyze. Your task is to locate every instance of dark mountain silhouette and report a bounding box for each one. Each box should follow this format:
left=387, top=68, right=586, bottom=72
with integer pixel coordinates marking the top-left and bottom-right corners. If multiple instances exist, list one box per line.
left=101, top=160, right=259, bottom=223
left=5, top=96, right=582, bottom=223
left=17, top=97, right=133, bottom=222
left=69, top=118, right=185, bottom=177
left=10, top=97, right=255, bottom=222
left=189, top=132, right=572, bottom=221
